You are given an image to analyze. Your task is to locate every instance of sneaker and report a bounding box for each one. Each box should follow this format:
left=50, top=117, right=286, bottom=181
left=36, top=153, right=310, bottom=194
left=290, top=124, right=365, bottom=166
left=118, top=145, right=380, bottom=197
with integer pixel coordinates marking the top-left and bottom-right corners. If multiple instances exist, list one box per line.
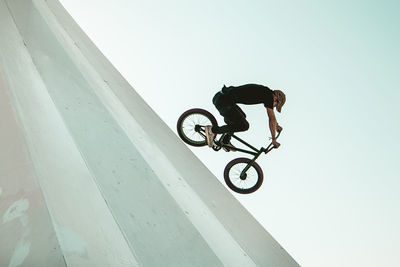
left=220, top=135, right=237, bottom=151
left=205, top=125, right=215, bottom=147
left=222, top=141, right=237, bottom=152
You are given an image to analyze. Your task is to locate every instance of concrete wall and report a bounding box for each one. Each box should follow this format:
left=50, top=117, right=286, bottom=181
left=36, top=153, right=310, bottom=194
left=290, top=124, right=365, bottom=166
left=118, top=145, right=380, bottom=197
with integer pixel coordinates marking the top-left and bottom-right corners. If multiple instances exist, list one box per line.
left=0, top=0, right=299, bottom=266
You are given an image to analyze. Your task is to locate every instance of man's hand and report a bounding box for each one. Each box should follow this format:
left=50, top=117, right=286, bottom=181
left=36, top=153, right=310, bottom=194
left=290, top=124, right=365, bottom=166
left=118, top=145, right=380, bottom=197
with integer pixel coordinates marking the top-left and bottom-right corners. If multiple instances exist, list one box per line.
left=272, top=139, right=281, bottom=148
left=276, top=125, right=283, bottom=133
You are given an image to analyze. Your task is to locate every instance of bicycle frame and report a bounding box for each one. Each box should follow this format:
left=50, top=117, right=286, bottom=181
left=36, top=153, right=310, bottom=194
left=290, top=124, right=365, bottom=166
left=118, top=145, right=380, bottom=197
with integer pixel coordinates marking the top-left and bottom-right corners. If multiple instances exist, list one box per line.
left=205, top=130, right=281, bottom=178
left=179, top=108, right=281, bottom=186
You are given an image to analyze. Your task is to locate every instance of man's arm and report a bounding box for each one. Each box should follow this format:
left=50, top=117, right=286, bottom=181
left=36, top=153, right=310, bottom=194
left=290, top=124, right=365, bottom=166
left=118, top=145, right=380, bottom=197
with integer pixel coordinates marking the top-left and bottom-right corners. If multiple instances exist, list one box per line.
left=266, top=107, right=281, bottom=148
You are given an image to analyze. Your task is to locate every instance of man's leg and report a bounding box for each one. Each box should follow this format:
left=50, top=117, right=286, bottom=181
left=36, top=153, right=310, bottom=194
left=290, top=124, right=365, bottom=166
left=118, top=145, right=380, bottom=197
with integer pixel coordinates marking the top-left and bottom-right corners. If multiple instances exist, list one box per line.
left=212, top=105, right=249, bottom=151
left=206, top=92, right=248, bottom=147
left=212, top=104, right=249, bottom=135
left=205, top=104, right=249, bottom=147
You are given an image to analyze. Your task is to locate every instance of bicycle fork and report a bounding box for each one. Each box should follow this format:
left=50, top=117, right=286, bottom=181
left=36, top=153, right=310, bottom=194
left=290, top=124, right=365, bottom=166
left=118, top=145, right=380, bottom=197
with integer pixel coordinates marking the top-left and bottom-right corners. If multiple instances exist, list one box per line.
left=240, top=150, right=263, bottom=179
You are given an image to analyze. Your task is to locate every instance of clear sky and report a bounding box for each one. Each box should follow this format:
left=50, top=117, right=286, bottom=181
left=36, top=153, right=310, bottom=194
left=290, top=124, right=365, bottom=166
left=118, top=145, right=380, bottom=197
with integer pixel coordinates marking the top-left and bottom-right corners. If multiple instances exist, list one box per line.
left=59, top=0, right=400, bottom=266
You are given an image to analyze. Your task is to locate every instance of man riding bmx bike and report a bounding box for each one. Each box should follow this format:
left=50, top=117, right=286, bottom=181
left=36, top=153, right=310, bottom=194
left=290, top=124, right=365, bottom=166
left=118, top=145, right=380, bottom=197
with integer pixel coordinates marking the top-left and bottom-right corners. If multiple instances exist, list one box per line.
left=205, top=84, right=286, bottom=151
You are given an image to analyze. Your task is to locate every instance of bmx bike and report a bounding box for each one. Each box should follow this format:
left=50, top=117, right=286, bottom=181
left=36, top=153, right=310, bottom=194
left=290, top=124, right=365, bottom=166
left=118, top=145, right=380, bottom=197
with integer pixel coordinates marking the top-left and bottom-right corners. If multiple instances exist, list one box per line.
left=177, top=108, right=281, bottom=194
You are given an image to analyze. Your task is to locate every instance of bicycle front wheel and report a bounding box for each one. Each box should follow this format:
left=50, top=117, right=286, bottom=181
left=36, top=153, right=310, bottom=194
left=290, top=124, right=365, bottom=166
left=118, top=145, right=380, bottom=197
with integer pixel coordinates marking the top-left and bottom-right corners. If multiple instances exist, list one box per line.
left=177, top=108, right=218, bottom=147
left=224, top=158, right=264, bottom=194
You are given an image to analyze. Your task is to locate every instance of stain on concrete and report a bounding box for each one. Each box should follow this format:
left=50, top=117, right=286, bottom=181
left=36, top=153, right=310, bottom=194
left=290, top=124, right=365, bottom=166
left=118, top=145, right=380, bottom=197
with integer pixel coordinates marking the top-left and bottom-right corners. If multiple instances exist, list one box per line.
left=55, top=224, right=89, bottom=259
left=3, top=199, right=30, bottom=224
left=8, top=240, right=31, bottom=267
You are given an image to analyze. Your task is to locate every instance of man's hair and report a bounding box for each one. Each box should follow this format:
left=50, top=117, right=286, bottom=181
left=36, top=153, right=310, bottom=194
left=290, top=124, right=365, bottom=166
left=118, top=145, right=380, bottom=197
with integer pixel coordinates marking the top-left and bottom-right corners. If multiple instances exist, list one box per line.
left=274, top=90, right=286, bottom=113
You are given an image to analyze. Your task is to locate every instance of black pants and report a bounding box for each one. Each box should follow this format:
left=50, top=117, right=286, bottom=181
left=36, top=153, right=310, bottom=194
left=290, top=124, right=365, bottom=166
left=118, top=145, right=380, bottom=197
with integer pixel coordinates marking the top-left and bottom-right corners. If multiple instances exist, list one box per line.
left=211, top=92, right=249, bottom=135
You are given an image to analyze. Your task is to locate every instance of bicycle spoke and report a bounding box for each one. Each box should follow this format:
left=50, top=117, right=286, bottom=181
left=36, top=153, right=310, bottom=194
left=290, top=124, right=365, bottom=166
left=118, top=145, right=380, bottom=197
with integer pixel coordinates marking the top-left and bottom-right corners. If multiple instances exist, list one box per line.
left=179, top=112, right=214, bottom=145
left=229, top=163, right=258, bottom=189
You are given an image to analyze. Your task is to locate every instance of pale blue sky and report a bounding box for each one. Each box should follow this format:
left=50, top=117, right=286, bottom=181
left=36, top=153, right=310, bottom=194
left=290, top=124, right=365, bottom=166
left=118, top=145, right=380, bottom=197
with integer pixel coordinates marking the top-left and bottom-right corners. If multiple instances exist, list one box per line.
left=60, top=0, right=400, bottom=266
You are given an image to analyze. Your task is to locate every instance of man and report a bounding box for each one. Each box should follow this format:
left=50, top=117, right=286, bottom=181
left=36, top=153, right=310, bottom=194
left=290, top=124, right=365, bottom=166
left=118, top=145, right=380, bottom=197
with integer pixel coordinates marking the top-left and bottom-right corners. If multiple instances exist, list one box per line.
left=205, top=84, right=285, bottom=150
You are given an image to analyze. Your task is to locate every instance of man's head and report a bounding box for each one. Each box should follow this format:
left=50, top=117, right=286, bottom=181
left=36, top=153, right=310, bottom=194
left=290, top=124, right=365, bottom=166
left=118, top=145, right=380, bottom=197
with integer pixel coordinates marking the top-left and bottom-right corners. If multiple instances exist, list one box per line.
left=274, top=90, right=286, bottom=113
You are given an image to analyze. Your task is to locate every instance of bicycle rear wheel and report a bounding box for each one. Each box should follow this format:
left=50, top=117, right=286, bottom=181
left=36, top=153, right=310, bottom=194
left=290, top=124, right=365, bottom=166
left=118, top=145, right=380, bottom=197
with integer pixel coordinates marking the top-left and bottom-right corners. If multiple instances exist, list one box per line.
left=177, top=108, right=218, bottom=147
left=224, top=158, right=264, bottom=194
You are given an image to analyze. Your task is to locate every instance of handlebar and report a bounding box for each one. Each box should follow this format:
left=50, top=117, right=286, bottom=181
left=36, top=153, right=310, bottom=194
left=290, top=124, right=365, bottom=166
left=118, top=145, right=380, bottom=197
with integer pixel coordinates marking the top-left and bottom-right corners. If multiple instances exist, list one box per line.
left=263, top=130, right=282, bottom=154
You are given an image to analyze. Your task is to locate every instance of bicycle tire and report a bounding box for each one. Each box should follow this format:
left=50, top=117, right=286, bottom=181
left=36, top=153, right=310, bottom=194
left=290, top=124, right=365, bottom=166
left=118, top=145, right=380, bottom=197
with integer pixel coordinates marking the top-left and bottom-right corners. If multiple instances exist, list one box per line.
left=224, top=157, right=264, bottom=194
left=177, top=108, right=218, bottom=147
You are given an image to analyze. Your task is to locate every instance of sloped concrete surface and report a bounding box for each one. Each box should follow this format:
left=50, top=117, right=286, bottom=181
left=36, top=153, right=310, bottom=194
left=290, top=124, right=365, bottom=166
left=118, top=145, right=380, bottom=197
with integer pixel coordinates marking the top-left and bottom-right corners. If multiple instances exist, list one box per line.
left=0, top=0, right=299, bottom=266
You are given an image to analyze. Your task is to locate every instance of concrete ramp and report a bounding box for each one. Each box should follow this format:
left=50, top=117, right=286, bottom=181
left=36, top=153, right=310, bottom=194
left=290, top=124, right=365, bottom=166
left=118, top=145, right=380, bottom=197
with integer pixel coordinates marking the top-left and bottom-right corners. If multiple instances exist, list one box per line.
left=0, top=0, right=299, bottom=266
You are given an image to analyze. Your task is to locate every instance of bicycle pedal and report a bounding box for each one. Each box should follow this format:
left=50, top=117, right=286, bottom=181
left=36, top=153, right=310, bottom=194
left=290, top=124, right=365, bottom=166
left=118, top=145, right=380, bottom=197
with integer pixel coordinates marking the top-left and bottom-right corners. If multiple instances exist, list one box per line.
left=223, top=145, right=237, bottom=152
left=212, top=144, right=222, bottom=151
